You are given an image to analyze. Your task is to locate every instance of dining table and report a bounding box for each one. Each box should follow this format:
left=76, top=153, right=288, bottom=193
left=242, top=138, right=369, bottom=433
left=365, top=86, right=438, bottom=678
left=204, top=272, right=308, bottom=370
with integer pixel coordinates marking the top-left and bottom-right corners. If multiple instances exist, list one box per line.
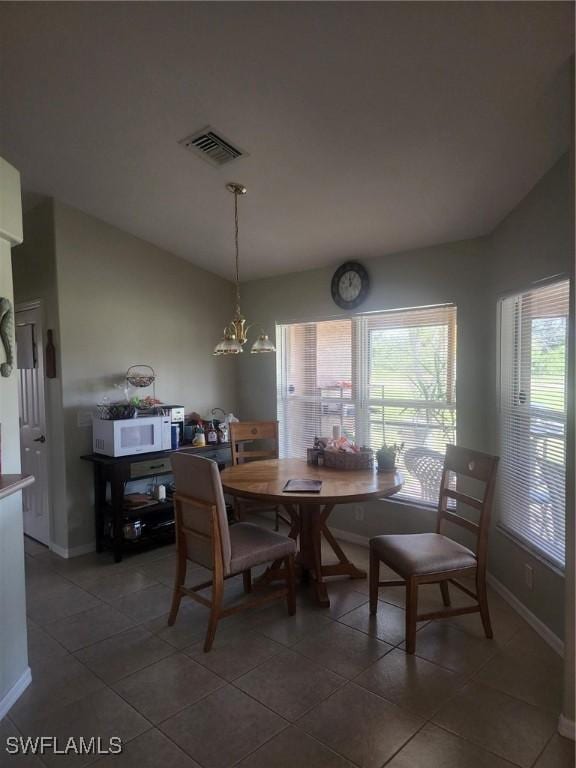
left=220, top=458, right=403, bottom=607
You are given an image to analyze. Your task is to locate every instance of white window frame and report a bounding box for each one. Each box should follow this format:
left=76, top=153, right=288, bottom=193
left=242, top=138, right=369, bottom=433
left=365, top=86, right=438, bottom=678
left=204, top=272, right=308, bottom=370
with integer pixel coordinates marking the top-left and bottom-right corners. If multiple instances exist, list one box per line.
left=496, top=277, right=570, bottom=570
left=276, top=304, right=457, bottom=505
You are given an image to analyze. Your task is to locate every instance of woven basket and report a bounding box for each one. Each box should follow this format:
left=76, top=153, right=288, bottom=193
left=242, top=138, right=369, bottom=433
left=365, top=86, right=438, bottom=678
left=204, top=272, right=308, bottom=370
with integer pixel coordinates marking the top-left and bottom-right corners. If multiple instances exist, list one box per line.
left=126, top=364, right=156, bottom=388
left=323, top=449, right=374, bottom=470
left=96, top=403, right=136, bottom=420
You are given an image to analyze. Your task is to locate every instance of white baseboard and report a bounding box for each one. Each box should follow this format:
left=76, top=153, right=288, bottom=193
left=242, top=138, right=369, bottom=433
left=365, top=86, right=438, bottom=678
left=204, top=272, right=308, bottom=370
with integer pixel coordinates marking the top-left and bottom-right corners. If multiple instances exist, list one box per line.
left=329, top=527, right=565, bottom=657
left=558, top=714, right=576, bottom=740
left=50, top=541, right=95, bottom=559
left=0, top=667, right=31, bottom=720
left=486, top=574, right=564, bottom=657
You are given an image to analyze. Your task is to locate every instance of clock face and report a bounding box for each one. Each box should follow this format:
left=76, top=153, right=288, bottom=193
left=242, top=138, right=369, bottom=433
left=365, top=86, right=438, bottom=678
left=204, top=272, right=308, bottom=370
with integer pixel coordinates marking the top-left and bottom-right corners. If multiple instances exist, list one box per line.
left=331, top=262, right=369, bottom=309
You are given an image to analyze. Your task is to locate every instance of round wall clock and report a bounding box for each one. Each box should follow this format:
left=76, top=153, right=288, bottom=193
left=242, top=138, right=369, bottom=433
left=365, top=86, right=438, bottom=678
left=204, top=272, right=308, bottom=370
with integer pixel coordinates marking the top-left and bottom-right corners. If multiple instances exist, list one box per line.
left=331, top=261, right=370, bottom=309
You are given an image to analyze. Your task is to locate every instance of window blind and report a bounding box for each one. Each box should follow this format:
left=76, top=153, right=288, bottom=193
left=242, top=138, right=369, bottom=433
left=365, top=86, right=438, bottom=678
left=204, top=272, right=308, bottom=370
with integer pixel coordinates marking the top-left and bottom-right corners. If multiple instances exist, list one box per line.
left=498, top=279, right=569, bottom=567
left=277, top=319, right=354, bottom=461
left=276, top=304, right=457, bottom=504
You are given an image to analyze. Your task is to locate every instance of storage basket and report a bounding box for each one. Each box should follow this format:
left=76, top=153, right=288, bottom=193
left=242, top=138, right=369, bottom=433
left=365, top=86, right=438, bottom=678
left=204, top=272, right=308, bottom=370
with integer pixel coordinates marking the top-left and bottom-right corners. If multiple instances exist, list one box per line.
left=96, top=403, right=136, bottom=420
left=126, top=365, right=156, bottom=388
left=323, top=449, right=374, bottom=470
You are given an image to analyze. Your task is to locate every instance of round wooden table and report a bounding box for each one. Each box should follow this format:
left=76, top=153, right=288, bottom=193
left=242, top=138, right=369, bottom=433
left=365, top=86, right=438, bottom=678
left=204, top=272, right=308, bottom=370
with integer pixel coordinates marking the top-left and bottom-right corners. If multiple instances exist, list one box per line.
left=221, top=458, right=403, bottom=606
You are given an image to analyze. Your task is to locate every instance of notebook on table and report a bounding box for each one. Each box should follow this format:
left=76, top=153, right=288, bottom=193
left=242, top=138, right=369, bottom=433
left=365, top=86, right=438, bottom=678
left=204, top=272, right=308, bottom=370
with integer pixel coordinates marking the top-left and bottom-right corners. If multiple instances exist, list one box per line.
left=283, top=479, right=323, bottom=493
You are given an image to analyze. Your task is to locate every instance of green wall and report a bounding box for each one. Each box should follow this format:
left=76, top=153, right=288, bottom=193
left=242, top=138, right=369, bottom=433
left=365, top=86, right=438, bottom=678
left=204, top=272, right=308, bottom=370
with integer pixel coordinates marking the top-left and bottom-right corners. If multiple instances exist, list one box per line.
left=14, top=200, right=238, bottom=552
left=237, top=153, right=573, bottom=640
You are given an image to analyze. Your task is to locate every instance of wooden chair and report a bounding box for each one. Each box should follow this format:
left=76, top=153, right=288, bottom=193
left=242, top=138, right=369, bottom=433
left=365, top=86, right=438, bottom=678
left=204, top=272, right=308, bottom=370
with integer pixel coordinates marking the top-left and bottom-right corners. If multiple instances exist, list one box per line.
left=229, top=420, right=291, bottom=531
left=169, top=452, right=296, bottom=652
left=369, top=444, right=499, bottom=654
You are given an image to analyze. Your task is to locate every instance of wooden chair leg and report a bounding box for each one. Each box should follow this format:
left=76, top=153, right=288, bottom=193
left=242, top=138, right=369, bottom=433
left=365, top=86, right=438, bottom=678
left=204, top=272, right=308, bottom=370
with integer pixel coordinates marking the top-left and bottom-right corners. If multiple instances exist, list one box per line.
left=476, top=570, right=493, bottom=639
left=369, top=548, right=380, bottom=615
left=234, top=496, right=244, bottom=522
left=405, top=577, right=418, bottom=654
left=243, top=569, right=252, bottom=594
left=286, top=553, right=296, bottom=616
left=440, top=581, right=451, bottom=607
left=204, top=572, right=224, bottom=652
left=168, top=551, right=187, bottom=626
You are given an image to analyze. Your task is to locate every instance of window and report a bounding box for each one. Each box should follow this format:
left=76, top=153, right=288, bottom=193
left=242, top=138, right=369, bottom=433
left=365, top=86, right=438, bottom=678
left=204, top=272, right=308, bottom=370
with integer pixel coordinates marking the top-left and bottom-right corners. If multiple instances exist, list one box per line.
left=498, top=279, right=569, bottom=568
left=276, top=304, right=457, bottom=503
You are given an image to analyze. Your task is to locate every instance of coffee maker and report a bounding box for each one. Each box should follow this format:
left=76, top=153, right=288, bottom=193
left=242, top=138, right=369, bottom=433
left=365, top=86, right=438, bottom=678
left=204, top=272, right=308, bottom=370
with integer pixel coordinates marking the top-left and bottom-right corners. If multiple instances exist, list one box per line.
left=160, top=405, right=185, bottom=445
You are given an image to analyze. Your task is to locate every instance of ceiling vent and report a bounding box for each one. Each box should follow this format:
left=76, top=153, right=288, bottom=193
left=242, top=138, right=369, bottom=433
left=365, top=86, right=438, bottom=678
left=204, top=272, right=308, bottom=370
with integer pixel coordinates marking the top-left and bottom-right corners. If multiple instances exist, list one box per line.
left=179, top=127, right=246, bottom=167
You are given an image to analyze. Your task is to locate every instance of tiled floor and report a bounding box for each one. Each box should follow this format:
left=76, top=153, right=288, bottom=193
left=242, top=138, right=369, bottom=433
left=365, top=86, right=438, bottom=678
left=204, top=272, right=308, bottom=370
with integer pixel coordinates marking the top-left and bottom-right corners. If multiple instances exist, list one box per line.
left=2, top=527, right=573, bottom=768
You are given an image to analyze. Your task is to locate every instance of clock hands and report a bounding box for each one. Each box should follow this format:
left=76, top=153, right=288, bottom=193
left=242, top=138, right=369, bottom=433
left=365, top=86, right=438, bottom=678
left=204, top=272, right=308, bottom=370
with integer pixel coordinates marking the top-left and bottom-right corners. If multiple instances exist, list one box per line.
left=331, top=262, right=369, bottom=309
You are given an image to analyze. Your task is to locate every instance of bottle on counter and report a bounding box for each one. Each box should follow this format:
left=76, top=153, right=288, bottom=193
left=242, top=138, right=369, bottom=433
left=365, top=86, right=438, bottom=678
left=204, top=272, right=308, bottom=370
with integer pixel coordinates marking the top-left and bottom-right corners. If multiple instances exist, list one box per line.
left=171, top=424, right=180, bottom=450
left=217, top=422, right=229, bottom=443
left=206, top=421, right=218, bottom=445
left=154, top=484, right=166, bottom=502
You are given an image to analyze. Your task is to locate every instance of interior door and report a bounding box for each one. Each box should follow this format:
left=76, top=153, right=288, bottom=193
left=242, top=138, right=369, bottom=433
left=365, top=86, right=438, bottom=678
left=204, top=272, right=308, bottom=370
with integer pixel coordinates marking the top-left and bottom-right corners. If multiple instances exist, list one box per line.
left=16, top=304, right=50, bottom=545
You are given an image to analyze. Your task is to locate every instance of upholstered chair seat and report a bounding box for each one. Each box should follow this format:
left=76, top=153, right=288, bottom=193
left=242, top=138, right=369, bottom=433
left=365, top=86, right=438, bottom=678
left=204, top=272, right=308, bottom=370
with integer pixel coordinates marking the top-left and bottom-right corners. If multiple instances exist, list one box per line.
left=229, top=522, right=296, bottom=575
left=370, top=532, right=476, bottom=577
left=369, top=444, right=499, bottom=654
left=169, top=452, right=296, bottom=652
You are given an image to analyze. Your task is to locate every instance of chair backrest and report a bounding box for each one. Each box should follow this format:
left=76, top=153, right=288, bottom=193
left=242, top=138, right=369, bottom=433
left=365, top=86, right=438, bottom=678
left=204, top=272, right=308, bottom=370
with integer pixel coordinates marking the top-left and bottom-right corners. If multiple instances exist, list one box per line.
left=436, top=444, right=499, bottom=568
left=171, top=452, right=232, bottom=576
left=230, top=421, right=279, bottom=466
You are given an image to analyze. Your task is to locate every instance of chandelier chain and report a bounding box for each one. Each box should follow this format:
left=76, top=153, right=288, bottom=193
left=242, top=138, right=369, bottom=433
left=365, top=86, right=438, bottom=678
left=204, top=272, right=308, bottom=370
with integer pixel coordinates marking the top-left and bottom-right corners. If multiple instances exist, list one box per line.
left=214, top=181, right=275, bottom=354
left=234, top=190, right=241, bottom=315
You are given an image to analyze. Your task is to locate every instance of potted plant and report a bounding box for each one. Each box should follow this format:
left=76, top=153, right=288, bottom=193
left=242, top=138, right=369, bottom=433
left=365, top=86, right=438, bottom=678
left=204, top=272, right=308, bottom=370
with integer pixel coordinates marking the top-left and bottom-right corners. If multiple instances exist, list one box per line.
left=376, top=442, right=404, bottom=472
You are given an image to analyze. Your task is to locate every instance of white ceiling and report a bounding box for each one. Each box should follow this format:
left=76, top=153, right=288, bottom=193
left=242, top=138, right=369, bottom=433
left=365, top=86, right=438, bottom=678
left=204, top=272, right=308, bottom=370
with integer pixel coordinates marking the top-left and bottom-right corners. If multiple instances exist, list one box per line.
left=0, top=2, right=573, bottom=280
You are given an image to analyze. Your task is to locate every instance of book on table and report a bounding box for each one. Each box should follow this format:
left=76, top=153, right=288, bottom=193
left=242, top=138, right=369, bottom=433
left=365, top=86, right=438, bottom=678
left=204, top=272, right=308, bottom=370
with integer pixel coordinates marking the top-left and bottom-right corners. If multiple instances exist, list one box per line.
left=282, top=479, right=323, bottom=493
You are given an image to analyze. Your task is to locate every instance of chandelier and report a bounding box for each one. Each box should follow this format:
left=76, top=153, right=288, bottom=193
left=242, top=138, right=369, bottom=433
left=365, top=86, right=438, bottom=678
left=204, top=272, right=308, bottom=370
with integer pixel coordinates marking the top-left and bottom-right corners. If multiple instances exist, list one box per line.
left=213, top=183, right=275, bottom=356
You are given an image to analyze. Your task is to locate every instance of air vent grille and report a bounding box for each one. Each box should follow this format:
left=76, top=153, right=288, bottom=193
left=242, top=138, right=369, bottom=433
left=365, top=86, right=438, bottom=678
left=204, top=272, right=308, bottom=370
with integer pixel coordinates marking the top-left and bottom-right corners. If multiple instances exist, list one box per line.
left=179, top=127, right=245, bottom=167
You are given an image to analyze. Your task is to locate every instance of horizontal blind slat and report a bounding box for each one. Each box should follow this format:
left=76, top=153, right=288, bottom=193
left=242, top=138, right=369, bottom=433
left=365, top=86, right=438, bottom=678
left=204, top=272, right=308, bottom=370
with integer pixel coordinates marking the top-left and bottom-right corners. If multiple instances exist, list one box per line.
left=277, top=304, right=457, bottom=504
left=498, top=279, right=569, bottom=567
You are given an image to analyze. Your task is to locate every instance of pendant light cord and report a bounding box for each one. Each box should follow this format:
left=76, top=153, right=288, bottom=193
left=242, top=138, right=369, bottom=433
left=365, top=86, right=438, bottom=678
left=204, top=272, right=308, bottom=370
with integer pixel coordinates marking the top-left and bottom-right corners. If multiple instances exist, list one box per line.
left=234, top=190, right=241, bottom=316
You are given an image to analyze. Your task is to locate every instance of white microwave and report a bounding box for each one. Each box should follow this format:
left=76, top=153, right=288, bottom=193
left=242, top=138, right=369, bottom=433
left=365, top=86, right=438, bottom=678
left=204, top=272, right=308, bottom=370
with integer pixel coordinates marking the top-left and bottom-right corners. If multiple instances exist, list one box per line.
left=92, top=415, right=172, bottom=457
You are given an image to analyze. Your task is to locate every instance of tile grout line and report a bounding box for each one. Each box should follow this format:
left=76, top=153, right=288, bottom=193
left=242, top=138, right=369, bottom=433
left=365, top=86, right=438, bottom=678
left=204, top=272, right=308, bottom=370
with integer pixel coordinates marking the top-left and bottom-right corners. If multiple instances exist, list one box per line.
left=527, top=730, right=558, bottom=768
left=228, top=722, right=293, bottom=768
left=29, top=587, right=547, bottom=726
left=22, top=543, right=563, bottom=768
left=431, top=721, right=526, bottom=767
left=379, top=719, right=433, bottom=768
left=228, top=650, right=351, bottom=724
left=7, top=676, right=157, bottom=766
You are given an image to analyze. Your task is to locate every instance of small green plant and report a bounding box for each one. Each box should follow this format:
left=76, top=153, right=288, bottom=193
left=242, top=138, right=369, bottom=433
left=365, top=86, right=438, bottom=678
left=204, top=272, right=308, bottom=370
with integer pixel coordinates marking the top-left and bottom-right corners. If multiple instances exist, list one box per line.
left=376, top=442, right=405, bottom=470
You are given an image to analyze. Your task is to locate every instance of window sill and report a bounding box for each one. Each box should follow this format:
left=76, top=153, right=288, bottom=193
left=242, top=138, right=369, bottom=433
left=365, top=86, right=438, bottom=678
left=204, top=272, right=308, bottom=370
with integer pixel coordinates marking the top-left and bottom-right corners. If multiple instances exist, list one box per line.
left=495, top=524, right=565, bottom=577
left=380, top=496, right=438, bottom=513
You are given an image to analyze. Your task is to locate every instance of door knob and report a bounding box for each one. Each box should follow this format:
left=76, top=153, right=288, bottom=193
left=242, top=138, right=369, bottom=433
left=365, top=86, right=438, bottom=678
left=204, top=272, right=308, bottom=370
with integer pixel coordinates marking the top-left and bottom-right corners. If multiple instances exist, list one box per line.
left=33, top=435, right=46, bottom=443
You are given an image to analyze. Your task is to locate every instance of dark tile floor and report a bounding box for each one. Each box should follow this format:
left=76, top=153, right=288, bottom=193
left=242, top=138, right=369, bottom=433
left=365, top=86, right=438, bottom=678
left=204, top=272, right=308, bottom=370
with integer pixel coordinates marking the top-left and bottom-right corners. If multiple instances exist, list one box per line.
left=2, top=525, right=573, bottom=768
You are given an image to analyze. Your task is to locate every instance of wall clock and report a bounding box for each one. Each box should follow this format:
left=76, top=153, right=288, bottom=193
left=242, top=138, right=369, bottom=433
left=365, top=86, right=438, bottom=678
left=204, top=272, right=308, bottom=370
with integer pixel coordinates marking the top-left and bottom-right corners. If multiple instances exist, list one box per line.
left=331, top=261, right=370, bottom=309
